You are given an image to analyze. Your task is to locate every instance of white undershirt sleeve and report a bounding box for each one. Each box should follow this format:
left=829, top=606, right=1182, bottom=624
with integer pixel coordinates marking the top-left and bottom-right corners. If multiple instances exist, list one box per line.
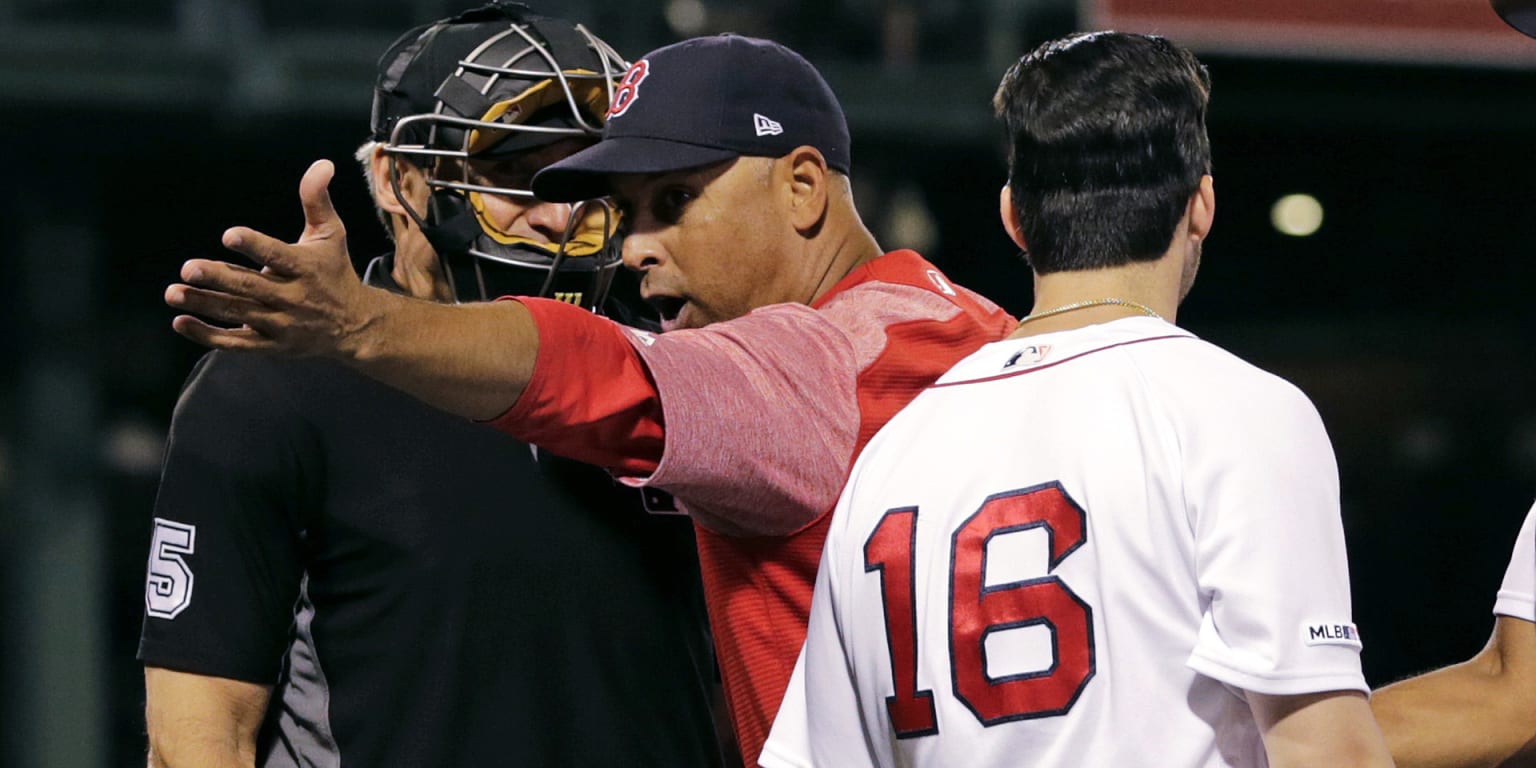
left=1493, top=503, right=1536, bottom=621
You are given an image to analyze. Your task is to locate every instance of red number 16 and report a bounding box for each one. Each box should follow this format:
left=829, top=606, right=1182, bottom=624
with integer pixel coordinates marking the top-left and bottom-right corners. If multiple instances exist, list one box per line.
left=863, top=482, right=1095, bottom=737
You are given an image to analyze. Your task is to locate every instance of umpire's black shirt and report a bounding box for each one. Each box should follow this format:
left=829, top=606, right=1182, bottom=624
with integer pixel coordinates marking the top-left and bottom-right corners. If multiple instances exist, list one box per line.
left=138, top=257, right=722, bottom=767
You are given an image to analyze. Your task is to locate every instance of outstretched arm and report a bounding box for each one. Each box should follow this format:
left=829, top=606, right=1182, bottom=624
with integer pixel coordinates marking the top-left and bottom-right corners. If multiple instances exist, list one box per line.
left=165, top=160, right=538, bottom=421
left=1371, top=616, right=1536, bottom=768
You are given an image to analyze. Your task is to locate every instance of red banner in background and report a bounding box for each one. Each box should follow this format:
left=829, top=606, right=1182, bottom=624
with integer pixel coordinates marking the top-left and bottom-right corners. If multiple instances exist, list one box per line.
left=1083, top=0, right=1536, bottom=66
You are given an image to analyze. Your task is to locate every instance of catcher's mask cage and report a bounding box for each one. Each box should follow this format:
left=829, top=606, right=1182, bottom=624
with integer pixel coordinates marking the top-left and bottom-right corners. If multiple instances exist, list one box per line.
left=380, top=6, right=627, bottom=310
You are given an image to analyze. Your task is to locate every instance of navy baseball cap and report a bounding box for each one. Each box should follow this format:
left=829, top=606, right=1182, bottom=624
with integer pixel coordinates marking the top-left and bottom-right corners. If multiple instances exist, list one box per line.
left=531, top=34, right=852, bottom=202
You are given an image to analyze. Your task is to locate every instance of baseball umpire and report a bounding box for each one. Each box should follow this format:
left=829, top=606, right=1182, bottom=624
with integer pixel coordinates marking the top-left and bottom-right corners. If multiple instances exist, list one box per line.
left=139, top=5, right=723, bottom=766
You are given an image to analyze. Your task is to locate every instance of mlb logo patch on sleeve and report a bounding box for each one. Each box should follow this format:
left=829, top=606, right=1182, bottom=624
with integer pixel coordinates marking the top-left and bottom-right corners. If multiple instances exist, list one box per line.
left=1303, top=621, right=1362, bottom=649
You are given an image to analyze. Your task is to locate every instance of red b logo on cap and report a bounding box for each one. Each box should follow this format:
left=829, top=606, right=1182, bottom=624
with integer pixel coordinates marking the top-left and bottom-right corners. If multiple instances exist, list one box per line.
left=607, top=60, right=649, bottom=118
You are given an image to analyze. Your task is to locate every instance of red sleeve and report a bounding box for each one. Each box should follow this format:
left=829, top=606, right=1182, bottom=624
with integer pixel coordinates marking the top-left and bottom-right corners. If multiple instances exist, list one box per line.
left=488, top=298, right=665, bottom=475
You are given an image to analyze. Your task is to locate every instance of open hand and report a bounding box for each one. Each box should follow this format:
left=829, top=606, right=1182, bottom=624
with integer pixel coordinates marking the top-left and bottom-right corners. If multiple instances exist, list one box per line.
left=166, top=159, right=387, bottom=358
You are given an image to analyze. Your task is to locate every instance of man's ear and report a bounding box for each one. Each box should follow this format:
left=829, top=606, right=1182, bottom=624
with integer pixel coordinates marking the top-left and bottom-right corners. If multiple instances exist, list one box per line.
left=999, top=185, right=1028, bottom=251
left=784, top=145, right=830, bottom=234
left=1188, top=174, right=1215, bottom=243
left=368, top=147, right=423, bottom=217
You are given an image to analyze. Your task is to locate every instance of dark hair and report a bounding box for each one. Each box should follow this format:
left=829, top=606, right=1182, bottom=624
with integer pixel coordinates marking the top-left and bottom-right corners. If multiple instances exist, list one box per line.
left=993, top=31, right=1211, bottom=274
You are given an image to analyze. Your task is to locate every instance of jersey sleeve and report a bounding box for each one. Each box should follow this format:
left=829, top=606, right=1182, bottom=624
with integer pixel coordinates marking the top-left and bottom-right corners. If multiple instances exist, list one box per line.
left=1179, top=373, right=1368, bottom=696
left=489, top=298, right=666, bottom=477
left=1494, top=503, right=1536, bottom=621
left=137, top=352, right=309, bottom=684
left=496, top=298, right=860, bottom=537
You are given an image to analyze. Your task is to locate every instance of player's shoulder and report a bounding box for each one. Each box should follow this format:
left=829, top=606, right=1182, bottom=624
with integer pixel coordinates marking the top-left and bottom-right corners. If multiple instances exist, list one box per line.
left=1129, top=333, right=1325, bottom=438
left=816, top=252, right=1010, bottom=343
left=1143, top=332, right=1309, bottom=399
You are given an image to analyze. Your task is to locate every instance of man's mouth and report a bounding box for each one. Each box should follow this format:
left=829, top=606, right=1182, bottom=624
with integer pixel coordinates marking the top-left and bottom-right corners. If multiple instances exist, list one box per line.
left=647, top=295, right=687, bottom=324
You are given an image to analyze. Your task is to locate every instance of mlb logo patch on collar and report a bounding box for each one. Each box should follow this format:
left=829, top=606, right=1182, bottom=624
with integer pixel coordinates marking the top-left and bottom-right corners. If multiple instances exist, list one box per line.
left=1004, top=345, right=1052, bottom=369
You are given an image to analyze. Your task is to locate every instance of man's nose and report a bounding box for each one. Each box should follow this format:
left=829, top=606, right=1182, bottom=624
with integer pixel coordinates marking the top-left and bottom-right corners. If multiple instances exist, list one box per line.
left=478, top=194, right=573, bottom=244
left=521, top=199, right=574, bottom=242
left=621, top=230, right=664, bottom=272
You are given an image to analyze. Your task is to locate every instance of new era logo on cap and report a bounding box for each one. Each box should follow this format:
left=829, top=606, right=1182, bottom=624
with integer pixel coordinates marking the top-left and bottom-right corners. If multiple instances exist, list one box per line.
left=753, top=113, right=783, bottom=137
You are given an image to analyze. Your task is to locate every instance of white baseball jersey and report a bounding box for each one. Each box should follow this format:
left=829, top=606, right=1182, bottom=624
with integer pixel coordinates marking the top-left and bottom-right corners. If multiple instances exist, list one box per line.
left=762, top=317, right=1367, bottom=768
left=1494, top=503, right=1536, bottom=622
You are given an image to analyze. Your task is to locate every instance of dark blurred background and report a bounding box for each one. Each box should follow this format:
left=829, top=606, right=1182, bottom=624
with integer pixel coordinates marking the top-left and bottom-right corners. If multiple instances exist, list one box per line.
left=2, top=0, right=1534, bottom=764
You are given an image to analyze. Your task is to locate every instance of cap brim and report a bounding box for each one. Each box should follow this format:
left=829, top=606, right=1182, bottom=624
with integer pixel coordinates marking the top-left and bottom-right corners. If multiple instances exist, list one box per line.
left=531, top=137, right=740, bottom=202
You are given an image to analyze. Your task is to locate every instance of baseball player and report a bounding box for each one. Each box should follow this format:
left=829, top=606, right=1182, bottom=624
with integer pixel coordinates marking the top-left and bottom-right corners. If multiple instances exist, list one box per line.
left=1371, top=501, right=1536, bottom=766
left=139, top=5, right=722, bottom=766
left=161, top=34, right=1016, bottom=766
left=762, top=32, right=1392, bottom=767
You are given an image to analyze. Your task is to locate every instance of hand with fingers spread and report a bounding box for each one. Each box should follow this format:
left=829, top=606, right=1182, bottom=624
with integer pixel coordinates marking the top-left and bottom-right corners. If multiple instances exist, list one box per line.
left=166, top=159, right=396, bottom=359
left=165, top=157, right=539, bottom=421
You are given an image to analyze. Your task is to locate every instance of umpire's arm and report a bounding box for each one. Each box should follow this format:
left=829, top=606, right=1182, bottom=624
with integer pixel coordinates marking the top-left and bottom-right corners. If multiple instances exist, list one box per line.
left=166, top=159, right=538, bottom=422
left=144, top=667, right=269, bottom=768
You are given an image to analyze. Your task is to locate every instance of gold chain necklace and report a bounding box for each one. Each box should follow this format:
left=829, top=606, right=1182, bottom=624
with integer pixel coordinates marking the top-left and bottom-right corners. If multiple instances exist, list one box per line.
left=1018, top=297, right=1163, bottom=327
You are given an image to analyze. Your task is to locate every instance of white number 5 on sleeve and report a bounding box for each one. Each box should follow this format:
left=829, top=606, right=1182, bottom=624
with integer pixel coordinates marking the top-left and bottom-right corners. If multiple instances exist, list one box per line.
left=145, top=518, right=197, bottom=619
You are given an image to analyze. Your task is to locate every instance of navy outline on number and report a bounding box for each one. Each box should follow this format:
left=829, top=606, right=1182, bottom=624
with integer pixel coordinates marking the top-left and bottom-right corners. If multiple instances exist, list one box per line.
left=948, top=481, right=1097, bottom=726
left=866, top=506, right=941, bottom=738
left=865, top=482, right=1098, bottom=738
